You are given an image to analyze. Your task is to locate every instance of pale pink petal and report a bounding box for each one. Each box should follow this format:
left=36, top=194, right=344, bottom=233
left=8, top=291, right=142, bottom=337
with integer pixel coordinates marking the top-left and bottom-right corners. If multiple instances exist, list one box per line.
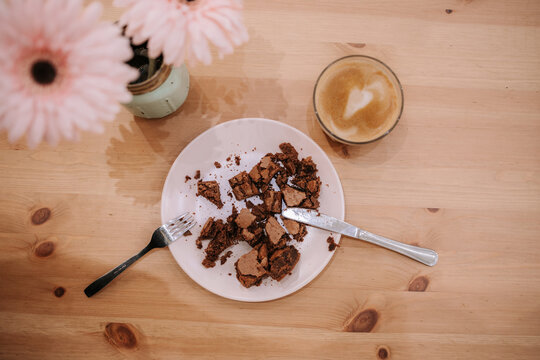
left=114, top=0, right=248, bottom=66
left=0, top=0, right=135, bottom=147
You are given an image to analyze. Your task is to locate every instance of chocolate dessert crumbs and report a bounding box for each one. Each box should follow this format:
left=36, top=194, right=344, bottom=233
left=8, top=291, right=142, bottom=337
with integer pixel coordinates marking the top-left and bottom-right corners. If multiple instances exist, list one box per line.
left=184, top=230, right=192, bottom=236
left=220, top=250, right=233, bottom=265
left=194, top=170, right=201, bottom=179
left=327, top=236, right=339, bottom=251
left=185, top=175, right=191, bottom=182
left=194, top=142, right=322, bottom=288
left=214, top=161, right=222, bottom=168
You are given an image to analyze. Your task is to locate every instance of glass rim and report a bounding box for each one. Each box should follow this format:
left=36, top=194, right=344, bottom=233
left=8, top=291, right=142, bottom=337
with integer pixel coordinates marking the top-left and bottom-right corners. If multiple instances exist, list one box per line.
left=312, top=55, right=404, bottom=145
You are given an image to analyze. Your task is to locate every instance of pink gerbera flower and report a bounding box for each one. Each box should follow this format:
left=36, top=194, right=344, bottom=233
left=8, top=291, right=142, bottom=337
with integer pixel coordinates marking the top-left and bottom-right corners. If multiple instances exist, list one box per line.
left=115, top=0, right=249, bottom=66
left=0, top=0, right=138, bottom=148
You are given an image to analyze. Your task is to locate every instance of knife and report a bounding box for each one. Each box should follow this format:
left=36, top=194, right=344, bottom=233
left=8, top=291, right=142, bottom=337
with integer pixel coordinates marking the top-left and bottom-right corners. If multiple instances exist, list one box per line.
left=282, top=208, right=438, bottom=266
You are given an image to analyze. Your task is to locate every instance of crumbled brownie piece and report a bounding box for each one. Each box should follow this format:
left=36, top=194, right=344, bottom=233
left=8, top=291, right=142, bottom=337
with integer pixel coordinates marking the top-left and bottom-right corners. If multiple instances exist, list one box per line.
left=275, top=172, right=289, bottom=188
left=229, top=171, right=259, bottom=200
left=279, top=142, right=299, bottom=160
left=249, top=155, right=280, bottom=186
left=220, top=250, right=233, bottom=265
left=300, top=197, right=320, bottom=209
left=281, top=185, right=306, bottom=207
left=226, top=156, right=231, bottom=162
left=250, top=203, right=268, bottom=221
left=202, top=258, right=216, bottom=268
left=281, top=216, right=307, bottom=242
left=268, top=245, right=300, bottom=281
left=214, top=161, right=222, bottom=168
left=203, top=227, right=236, bottom=268
left=235, top=249, right=267, bottom=288
left=263, top=190, right=283, bottom=213
left=327, top=236, right=339, bottom=251
left=227, top=192, right=233, bottom=198
left=194, top=170, right=201, bottom=179
left=235, top=155, right=241, bottom=166
left=195, top=238, right=202, bottom=249
left=258, top=243, right=269, bottom=269
left=242, top=226, right=264, bottom=247
left=241, top=228, right=255, bottom=242
left=184, top=230, right=193, bottom=236
left=289, top=156, right=321, bottom=209
left=235, top=208, right=256, bottom=228
left=196, top=181, right=223, bottom=209
left=276, top=143, right=300, bottom=175
left=265, top=217, right=286, bottom=247
left=199, top=218, right=218, bottom=239
left=185, top=175, right=191, bottom=182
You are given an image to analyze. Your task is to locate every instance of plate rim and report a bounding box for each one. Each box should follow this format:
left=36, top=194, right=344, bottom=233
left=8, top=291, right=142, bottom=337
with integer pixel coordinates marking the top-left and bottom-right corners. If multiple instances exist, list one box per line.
left=161, top=117, right=345, bottom=302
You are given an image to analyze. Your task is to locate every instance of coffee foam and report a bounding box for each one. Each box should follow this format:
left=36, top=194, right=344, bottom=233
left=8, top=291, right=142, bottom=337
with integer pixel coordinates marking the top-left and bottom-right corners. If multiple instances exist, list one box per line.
left=315, top=57, right=402, bottom=143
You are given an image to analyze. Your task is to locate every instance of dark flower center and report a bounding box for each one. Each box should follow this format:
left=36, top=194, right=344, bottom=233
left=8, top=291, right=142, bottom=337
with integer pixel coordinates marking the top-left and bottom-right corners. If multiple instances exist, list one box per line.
left=31, top=60, right=56, bottom=85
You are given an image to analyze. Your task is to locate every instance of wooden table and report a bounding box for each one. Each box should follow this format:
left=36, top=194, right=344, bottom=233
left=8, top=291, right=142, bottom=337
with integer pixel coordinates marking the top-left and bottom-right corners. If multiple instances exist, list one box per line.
left=1, top=1, right=539, bottom=358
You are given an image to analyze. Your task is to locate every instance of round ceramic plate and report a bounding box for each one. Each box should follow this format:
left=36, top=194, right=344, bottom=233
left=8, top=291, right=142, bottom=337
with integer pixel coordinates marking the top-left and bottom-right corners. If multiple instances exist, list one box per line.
left=161, top=118, right=345, bottom=302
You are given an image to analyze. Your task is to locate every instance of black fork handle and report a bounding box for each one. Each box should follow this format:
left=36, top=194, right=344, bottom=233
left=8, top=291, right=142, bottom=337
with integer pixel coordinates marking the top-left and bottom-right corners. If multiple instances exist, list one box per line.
left=84, top=244, right=153, bottom=297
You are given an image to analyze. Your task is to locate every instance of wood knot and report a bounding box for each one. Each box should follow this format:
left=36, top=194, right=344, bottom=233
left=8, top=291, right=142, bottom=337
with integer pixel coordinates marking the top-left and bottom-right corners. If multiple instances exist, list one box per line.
left=377, top=346, right=390, bottom=359
left=35, top=241, right=55, bottom=257
left=31, top=207, right=51, bottom=225
left=104, top=323, right=138, bottom=350
left=54, top=286, right=65, bottom=297
left=427, top=207, right=439, bottom=213
left=408, top=276, right=429, bottom=292
left=445, top=9, right=453, bottom=14
left=344, top=309, right=378, bottom=332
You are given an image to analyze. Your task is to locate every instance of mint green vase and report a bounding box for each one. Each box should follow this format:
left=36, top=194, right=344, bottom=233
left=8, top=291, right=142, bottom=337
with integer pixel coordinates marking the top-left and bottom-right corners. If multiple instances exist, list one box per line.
left=124, top=64, right=190, bottom=119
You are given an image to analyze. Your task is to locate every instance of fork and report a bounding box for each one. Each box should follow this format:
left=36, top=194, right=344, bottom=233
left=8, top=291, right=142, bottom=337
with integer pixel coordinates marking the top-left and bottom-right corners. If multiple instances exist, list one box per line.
left=84, top=212, right=196, bottom=297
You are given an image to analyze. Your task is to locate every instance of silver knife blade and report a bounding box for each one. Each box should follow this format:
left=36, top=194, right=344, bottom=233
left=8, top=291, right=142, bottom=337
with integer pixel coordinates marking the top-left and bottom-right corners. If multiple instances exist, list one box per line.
left=281, top=208, right=357, bottom=238
left=281, top=207, right=439, bottom=266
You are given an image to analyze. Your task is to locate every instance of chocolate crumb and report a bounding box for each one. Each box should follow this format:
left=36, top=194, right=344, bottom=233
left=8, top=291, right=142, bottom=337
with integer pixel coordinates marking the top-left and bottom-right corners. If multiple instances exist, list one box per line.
left=214, top=161, right=222, bottom=168
left=327, top=236, right=339, bottom=251
left=226, top=156, right=231, bottom=161
left=220, top=250, right=233, bottom=265
left=235, top=156, right=241, bottom=166
left=194, top=170, right=201, bottom=179
left=184, top=230, right=192, bottom=236
left=185, top=176, right=191, bottom=183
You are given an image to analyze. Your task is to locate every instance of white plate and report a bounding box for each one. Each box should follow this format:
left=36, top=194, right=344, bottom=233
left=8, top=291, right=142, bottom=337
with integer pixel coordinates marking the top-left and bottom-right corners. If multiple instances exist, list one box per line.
left=161, top=118, right=345, bottom=302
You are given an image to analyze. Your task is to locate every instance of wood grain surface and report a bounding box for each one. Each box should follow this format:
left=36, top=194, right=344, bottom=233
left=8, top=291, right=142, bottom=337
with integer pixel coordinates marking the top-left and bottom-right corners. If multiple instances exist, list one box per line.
left=1, top=0, right=539, bottom=359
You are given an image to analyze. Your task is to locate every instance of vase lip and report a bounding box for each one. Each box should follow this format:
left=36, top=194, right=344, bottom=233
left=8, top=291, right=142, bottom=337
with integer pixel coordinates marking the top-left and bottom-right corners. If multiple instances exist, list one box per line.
left=127, top=63, right=172, bottom=95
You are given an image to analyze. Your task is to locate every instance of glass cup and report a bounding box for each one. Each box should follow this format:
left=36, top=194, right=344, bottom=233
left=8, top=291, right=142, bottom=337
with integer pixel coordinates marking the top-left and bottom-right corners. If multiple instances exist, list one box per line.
left=313, top=55, right=404, bottom=145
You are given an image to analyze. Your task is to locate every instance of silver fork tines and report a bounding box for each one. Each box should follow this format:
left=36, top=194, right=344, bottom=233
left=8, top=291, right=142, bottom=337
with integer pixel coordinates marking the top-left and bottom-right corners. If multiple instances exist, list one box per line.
left=163, top=213, right=195, bottom=242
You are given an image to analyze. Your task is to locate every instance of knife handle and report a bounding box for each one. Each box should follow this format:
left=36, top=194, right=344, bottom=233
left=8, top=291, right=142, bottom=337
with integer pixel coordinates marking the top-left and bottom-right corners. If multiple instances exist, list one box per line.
left=354, top=229, right=438, bottom=266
